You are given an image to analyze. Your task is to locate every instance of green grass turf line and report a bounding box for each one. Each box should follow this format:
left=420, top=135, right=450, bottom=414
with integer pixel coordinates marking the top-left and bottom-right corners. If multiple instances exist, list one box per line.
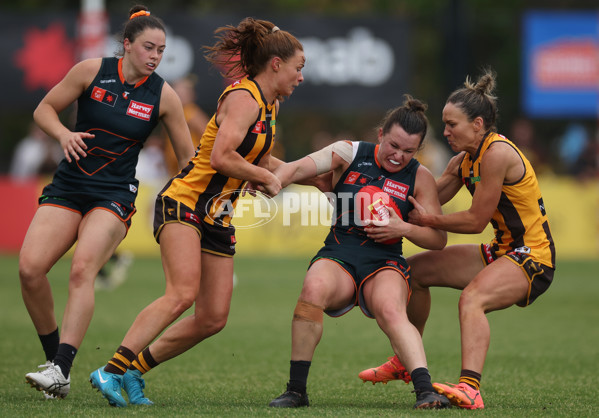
left=0, top=255, right=597, bottom=417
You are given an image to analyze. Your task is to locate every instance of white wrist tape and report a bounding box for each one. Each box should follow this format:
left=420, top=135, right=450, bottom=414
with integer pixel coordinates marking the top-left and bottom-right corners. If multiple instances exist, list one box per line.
left=307, top=141, right=353, bottom=175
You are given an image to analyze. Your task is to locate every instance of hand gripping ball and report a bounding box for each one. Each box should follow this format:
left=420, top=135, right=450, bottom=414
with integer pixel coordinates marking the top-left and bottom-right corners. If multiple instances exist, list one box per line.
left=356, top=185, right=402, bottom=244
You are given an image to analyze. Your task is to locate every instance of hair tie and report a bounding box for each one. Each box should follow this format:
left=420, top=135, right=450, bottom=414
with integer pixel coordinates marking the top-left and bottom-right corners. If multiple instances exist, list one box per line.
left=271, top=26, right=280, bottom=33
left=130, top=10, right=150, bottom=20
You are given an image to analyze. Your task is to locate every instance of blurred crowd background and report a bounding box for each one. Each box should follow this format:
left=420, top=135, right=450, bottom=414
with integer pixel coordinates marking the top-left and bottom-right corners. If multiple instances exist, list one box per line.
left=1, top=0, right=598, bottom=259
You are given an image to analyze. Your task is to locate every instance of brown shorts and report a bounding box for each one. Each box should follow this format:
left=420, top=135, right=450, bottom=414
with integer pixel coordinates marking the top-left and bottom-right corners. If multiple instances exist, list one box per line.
left=480, top=243, right=554, bottom=307
left=153, top=194, right=236, bottom=257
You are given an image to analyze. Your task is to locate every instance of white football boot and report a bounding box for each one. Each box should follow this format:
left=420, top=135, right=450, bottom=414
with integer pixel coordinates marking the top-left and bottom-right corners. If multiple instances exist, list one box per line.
left=26, top=361, right=70, bottom=398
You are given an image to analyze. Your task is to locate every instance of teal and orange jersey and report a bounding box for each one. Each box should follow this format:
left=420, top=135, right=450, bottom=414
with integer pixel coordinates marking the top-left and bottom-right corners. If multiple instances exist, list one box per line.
left=49, top=57, right=163, bottom=207
left=324, top=141, right=420, bottom=257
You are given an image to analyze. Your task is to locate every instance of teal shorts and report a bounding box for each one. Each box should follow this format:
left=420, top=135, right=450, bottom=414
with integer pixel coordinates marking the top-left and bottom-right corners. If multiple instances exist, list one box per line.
left=310, top=245, right=410, bottom=318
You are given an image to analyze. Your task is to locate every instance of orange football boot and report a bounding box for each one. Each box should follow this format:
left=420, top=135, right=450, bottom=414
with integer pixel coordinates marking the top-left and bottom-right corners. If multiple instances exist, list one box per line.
left=433, top=382, right=484, bottom=409
left=358, top=355, right=411, bottom=385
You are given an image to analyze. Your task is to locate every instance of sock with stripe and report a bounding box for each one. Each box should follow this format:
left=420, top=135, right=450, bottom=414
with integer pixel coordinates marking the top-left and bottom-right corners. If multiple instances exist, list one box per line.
left=130, top=347, right=159, bottom=374
left=104, top=345, right=136, bottom=375
left=459, top=369, right=481, bottom=390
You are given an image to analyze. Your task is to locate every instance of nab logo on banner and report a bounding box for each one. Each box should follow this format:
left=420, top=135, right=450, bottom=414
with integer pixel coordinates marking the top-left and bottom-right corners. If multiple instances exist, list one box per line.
left=91, top=86, right=117, bottom=107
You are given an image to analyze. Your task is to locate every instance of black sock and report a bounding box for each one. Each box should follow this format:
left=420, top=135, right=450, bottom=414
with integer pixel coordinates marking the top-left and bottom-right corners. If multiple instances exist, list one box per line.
left=53, top=343, right=77, bottom=378
left=410, top=367, right=435, bottom=393
left=288, top=360, right=311, bottom=393
left=38, top=328, right=59, bottom=362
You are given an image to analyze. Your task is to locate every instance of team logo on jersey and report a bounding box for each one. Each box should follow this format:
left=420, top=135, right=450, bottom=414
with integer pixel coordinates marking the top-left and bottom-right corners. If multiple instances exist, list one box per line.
left=385, top=260, right=408, bottom=275
left=482, top=244, right=495, bottom=264
left=513, top=246, right=531, bottom=254
left=126, top=100, right=154, bottom=121
left=344, top=171, right=373, bottom=185
left=110, top=202, right=126, bottom=217
left=91, top=86, right=117, bottom=107
left=382, top=179, right=409, bottom=201
left=463, top=175, right=481, bottom=187
left=538, top=198, right=546, bottom=216
left=122, top=91, right=130, bottom=99
left=184, top=212, right=200, bottom=224
left=251, top=120, right=267, bottom=134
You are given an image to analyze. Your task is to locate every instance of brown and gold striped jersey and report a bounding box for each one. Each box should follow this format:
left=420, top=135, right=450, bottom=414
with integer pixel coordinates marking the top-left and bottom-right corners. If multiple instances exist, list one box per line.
left=459, top=132, right=555, bottom=268
left=161, top=77, right=276, bottom=227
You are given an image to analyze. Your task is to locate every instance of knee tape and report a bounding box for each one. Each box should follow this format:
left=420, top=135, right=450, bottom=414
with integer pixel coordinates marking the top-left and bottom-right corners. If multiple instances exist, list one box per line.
left=293, top=299, right=324, bottom=323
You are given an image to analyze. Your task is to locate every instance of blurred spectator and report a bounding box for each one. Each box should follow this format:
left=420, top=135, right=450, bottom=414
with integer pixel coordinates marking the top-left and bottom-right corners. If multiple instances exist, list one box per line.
left=163, top=74, right=210, bottom=175
left=558, top=122, right=596, bottom=178
left=95, top=252, right=133, bottom=291
left=572, top=129, right=598, bottom=180
left=10, top=122, right=62, bottom=180
left=595, top=129, right=599, bottom=178
left=311, top=130, right=354, bottom=151
left=311, top=130, right=336, bottom=151
left=509, top=117, right=551, bottom=175
left=97, top=134, right=168, bottom=291
left=416, top=126, right=450, bottom=177
left=136, top=133, right=169, bottom=187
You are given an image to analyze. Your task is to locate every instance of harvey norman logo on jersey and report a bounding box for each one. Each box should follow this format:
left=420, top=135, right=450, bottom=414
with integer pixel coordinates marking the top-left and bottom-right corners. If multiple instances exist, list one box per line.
left=126, top=100, right=154, bottom=121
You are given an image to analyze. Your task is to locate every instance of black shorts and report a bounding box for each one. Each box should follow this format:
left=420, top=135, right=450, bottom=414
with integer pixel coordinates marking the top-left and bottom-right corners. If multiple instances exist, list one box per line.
left=39, top=194, right=135, bottom=231
left=153, top=194, right=236, bottom=257
left=480, top=243, right=554, bottom=307
left=310, top=245, right=410, bottom=319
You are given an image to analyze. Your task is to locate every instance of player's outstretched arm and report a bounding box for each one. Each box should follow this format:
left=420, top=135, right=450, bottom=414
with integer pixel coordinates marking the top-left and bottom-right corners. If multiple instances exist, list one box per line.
left=273, top=156, right=319, bottom=188
left=274, top=140, right=353, bottom=188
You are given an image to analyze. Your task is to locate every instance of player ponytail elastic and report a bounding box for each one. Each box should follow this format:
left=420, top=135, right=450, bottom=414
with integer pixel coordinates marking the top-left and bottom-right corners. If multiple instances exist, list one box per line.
left=379, top=95, right=429, bottom=149
left=117, top=5, right=165, bottom=57
left=130, top=10, right=150, bottom=20
left=448, top=68, right=498, bottom=132
left=205, top=17, right=302, bottom=79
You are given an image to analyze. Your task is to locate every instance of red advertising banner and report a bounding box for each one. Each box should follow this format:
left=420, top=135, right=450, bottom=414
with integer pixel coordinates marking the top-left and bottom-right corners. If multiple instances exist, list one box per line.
left=0, top=178, right=40, bottom=252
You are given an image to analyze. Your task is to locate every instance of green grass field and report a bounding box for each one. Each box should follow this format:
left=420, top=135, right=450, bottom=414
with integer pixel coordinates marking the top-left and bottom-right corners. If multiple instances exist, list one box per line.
left=0, top=254, right=597, bottom=417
